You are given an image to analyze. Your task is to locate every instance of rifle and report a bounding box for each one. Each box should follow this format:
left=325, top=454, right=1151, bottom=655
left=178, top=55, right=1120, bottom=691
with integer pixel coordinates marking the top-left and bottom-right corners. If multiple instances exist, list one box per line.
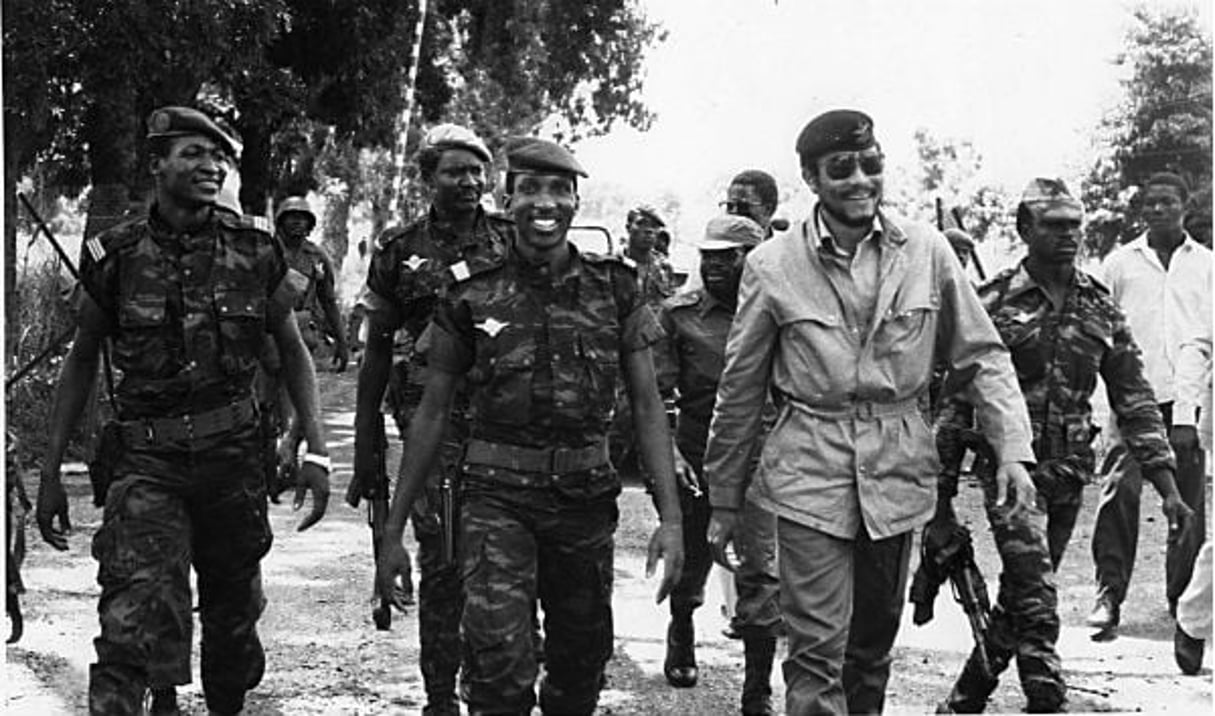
left=951, top=207, right=987, bottom=282
left=344, top=411, right=397, bottom=630
left=909, top=523, right=993, bottom=680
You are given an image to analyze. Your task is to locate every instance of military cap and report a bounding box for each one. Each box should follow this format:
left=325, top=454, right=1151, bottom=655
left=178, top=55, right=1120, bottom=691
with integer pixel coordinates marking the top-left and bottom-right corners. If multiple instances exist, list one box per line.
left=504, top=136, right=588, bottom=178
left=422, top=123, right=492, bottom=163
left=795, top=109, right=876, bottom=163
left=698, top=215, right=764, bottom=251
left=628, top=203, right=666, bottom=227
left=146, top=106, right=239, bottom=158
left=943, top=228, right=975, bottom=252
left=1019, top=177, right=1083, bottom=213
left=275, top=196, right=317, bottom=226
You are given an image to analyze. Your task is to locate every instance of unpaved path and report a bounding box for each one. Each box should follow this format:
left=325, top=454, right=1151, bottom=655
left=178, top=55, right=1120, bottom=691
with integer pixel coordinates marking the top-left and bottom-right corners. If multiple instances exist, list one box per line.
left=7, top=370, right=1212, bottom=714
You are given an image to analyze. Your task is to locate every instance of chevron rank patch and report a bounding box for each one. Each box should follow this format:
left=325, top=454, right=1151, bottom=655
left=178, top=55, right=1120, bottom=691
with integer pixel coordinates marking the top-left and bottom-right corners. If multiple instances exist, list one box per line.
left=86, top=237, right=106, bottom=262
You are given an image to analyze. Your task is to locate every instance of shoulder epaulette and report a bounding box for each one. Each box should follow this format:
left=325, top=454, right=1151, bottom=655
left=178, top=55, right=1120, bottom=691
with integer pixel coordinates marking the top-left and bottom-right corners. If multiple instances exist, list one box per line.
left=217, top=208, right=273, bottom=236
left=1080, top=269, right=1111, bottom=295
left=663, top=289, right=703, bottom=310
left=89, top=217, right=148, bottom=259
left=584, top=251, right=638, bottom=274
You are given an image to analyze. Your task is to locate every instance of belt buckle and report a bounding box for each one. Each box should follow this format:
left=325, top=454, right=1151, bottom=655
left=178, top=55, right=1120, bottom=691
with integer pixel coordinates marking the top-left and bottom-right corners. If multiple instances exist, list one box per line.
left=550, top=447, right=572, bottom=475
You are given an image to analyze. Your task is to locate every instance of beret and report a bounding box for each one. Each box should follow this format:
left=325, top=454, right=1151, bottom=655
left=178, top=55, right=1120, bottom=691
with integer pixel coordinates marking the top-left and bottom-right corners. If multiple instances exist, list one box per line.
left=422, top=123, right=492, bottom=163
left=146, top=106, right=239, bottom=158
left=628, top=204, right=665, bottom=227
left=698, top=215, right=764, bottom=251
left=1019, top=178, right=1082, bottom=213
left=504, top=137, right=587, bottom=178
left=795, top=109, right=876, bottom=162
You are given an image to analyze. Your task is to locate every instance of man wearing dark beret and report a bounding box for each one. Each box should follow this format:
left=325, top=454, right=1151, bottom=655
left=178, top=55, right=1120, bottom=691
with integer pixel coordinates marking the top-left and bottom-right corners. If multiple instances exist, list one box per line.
left=37, top=105, right=330, bottom=715
left=376, top=137, right=684, bottom=715
left=355, top=122, right=510, bottom=715
left=703, top=108, right=1037, bottom=714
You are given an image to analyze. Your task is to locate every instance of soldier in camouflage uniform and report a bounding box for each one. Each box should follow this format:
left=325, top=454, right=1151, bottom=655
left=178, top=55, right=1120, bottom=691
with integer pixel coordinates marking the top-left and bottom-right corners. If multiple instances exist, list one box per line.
left=36, top=106, right=330, bottom=716
left=654, top=215, right=782, bottom=714
left=932, top=178, right=1192, bottom=713
left=354, top=123, right=509, bottom=715
left=375, top=137, right=685, bottom=715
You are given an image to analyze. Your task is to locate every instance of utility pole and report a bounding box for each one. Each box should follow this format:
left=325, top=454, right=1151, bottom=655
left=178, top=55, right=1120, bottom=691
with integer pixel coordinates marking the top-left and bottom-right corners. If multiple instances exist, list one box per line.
left=388, top=0, right=429, bottom=223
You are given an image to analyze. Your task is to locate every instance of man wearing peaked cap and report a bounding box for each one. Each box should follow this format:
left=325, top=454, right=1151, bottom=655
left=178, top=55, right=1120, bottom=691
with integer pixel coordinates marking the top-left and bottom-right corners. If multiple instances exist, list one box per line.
left=1087, top=171, right=1210, bottom=650
left=37, top=105, right=330, bottom=715
left=146, top=105, right=240, bottom=159
left=930, top=176, right=1191, bottom=712
left=376, top=132, right=685, bottom=714
left=650, top=214, right=781, bottom=709
left=356, top=121, right=510, bottom=714
left=703, top=108, right=1037, bottom=714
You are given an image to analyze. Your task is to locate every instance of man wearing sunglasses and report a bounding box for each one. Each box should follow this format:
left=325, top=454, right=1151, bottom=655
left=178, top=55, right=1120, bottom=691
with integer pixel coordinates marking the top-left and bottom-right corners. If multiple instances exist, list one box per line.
left=722, top=170, right=781, bottom=238
left=703, top=109, right=1036, bottom=714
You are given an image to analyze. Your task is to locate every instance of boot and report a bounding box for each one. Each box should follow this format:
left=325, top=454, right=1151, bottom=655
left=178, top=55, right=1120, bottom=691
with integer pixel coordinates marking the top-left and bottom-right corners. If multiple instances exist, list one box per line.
left=664, top=611, right=697, bottom=688
left=741, top=635, right=776, bottom=715
left=941, top=652, right=1000, bottom=713
left=147, top=687, right=180, bottom=716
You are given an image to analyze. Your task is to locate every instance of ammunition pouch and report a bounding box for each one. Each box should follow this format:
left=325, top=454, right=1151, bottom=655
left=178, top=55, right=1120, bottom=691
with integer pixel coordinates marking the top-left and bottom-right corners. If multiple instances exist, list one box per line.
left=88, top=422, right=124, bottom=507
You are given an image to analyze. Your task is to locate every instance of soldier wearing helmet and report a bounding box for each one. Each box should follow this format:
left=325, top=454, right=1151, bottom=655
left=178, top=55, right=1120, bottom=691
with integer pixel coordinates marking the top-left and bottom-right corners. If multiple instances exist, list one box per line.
left=273, top=197, right=348, bottom=371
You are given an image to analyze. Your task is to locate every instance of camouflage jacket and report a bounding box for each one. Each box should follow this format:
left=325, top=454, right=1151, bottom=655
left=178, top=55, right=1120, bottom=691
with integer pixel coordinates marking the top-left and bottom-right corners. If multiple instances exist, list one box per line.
left=360, top=206, right=511, bottom=408
left=629, top=251, right=676, bottom=310
left=74, top=205, right=296, bottom=419
left=282, top=238, right=337, bottom=325
left=429, top=243, right=664, bottom=449
left=937, top=262, right=1174, bottom=494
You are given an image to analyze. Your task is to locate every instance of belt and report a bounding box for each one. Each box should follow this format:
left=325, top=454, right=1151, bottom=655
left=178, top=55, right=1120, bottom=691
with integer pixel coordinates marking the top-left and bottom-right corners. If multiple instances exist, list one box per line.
left=120, top=398, right=258, bottom=447
left=463, top=438, right=610, bottom=474
left=781, top=394, right=923, bottom=420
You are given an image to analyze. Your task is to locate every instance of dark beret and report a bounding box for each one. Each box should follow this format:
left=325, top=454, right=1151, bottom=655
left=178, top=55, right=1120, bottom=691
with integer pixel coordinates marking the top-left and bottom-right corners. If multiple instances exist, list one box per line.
left=146, top=106, right=239, bottom=158
left=795, top=109, right=876, bottom=163
left=422, top=123, right=492, bottom=163
left=504, top=137, right=588, bottom=178
left=628, top=203, right=665, bottom=227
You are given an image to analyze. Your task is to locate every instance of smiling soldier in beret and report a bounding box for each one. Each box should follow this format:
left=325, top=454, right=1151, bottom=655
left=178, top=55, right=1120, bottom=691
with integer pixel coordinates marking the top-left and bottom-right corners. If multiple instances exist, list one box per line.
left=37, top=105, right=330, bottom=715
left=703, top=109, right=1037, bottom=714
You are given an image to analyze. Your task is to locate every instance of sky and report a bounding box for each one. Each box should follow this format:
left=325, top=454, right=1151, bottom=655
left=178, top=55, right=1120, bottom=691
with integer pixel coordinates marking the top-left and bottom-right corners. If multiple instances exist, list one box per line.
left=572, top=0, right=1212, bottom=259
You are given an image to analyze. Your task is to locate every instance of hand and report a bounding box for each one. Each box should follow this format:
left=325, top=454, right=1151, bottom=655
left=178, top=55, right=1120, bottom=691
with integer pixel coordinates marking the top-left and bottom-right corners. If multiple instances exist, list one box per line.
left=923, top=504, right=959, bottom=555
left=375, top=536, right=414, bottom=612
left=994, top=461, right=1036, bottom=519
left=646, top=521, right=684, bottom=604
left=1162, top=493, right=1195, bottom=537
left=1170, top=425, right=1200, bottom=460
left=671, top=445, right=701, bottom=497
left=331, top=341, right=350, bottom=373
left=293, top=462, right=330, bottom=532
left=36, top=468, right=72, bottom=551
left=707, top=507, right=740, bottom=572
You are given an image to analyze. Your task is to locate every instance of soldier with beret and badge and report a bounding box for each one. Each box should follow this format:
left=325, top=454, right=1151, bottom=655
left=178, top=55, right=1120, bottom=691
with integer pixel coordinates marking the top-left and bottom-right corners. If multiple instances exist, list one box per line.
left=374, top=136, right=684, bottom=715
left=653, top=215, right=781, bottom=714
left=703, top=109, right=1037, bottom=714
left=36, top=105, right=331, bottom=715
left=354, top=123, right=510, bottom=715
left=930, top=178, right=1192, bottom=712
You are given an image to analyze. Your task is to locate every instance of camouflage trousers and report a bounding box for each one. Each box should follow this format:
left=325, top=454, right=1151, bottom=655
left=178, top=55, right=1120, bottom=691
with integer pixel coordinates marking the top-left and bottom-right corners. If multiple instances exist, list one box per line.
left=405, top=438, right=465, bottom=710
left=946, top=463, right=1069, bottom=712
left=459, top=469, right=619, bottom=715
left=89, top=421, right=271, bottom=716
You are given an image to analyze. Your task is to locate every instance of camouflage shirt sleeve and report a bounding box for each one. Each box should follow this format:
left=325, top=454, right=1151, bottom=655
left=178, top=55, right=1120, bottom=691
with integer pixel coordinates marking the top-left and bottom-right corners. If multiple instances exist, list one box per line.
left=426, top=295, right=475, bottom=375
left=72, top=233, right=121, bottom=336
left=934, top=395, right=975, bottom=500
left=1102, top=301, right=1176, bottom=475
left=614, top=263, right=664, bottom=352
left=653, top=304, right=680, bottom=396
left=360, top=229, right=404, bottom=328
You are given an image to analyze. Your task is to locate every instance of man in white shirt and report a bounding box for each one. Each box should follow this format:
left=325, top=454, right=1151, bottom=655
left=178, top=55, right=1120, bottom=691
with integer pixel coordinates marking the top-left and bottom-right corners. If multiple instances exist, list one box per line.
left=1088, top=172, right=1212, bottom=637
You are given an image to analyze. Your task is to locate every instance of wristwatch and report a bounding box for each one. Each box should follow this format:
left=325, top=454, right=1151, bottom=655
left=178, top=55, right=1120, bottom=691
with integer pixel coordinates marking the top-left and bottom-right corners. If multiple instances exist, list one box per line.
left=302, top=453, right=331, bottom=472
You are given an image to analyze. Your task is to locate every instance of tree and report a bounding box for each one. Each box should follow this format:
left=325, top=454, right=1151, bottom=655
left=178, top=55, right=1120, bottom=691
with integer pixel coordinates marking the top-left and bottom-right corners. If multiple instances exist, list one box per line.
left=1081, top=6, right=1213, bottom=256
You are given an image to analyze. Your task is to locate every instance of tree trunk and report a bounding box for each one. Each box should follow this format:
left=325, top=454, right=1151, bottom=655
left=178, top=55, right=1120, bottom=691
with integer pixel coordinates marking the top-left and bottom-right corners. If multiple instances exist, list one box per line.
left=239, top=122, right=273, bottom=217
left=321, top=183, right=351, bottom=275
left=4, top=120, right=20, bottom=368
left=82, top=85, right=139, bottom=239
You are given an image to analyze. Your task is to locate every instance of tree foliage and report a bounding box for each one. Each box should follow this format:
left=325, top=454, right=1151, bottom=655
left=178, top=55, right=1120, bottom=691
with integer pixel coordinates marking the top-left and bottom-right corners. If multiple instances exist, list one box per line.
left=1081, top=6, right=1213, bottom=255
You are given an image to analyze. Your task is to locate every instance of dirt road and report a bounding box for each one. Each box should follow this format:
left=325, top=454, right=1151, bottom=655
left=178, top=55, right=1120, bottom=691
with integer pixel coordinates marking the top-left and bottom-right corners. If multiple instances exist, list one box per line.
left=7, top=370, right=1211, bottom=714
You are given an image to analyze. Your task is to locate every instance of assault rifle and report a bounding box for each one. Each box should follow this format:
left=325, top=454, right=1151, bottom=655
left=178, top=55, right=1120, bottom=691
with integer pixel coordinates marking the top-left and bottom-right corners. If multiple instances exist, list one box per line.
left=344, top=411, right=399, bottom=630
left=909, top=523, right=993, bottom=681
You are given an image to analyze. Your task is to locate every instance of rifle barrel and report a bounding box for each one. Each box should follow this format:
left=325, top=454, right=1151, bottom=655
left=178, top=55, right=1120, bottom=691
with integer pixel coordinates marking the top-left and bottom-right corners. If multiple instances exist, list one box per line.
left=18, top=193, right=80, bottom=281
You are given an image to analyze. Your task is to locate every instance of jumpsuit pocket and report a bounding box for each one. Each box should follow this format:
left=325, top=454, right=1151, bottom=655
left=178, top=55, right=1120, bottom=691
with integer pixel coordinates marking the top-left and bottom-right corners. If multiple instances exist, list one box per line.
left=214, top=289, right=266, bottom=374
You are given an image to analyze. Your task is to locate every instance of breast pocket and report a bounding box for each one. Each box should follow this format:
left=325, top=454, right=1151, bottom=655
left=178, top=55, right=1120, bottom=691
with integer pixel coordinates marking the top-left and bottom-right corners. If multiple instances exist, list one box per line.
left=575, top=333, right=620, bottom=422
left=876, top=295, right=939, bottom=357
left=473, top=327, right=535, bottom=425
left=115, top=294, right=170, bottom=374
left=214, top=289, right=267, bottom=371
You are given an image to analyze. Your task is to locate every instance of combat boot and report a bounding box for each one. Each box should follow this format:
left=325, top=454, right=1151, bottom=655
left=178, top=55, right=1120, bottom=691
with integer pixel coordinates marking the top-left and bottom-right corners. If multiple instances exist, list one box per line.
left=664, top=610, right=697, bottom=688
left=940, top=652, right=999, bottom=713
left=1085, top=591, right=1120, bottom=635
left=740, top=635, right=776, bottom=715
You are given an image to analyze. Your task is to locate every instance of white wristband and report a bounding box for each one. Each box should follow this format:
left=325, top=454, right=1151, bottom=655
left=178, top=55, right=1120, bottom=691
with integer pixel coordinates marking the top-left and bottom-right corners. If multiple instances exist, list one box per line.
left=303, top=453, right=331, bottom=472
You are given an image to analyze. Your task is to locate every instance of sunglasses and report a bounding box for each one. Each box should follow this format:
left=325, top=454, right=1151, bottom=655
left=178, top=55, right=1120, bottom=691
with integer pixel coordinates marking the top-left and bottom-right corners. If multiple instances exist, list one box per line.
left=720, top=200, right=758, bottom=215
left=822, top=151, right=884, bottom=181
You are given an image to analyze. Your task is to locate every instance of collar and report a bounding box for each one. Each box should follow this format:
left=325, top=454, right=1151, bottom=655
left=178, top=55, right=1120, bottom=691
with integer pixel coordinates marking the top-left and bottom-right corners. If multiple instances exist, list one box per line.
left=510, top=240, right=582, bottom=284
left=148, top=204, right=218, bottom=248
left=1128, top=230, right=1201, bottom=256
left=428, top=205, right=488, bottom=248
left=697, top=288, right=733, bottom=317
left=1003, top=260, right=1094, bottom=300
left=810, top=204, right=895, bottom=258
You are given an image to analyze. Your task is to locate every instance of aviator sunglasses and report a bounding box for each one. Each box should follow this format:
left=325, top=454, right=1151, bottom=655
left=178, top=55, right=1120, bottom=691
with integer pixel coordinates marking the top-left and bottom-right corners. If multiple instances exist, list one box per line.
left=823, top=151, right=885, bottom=181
